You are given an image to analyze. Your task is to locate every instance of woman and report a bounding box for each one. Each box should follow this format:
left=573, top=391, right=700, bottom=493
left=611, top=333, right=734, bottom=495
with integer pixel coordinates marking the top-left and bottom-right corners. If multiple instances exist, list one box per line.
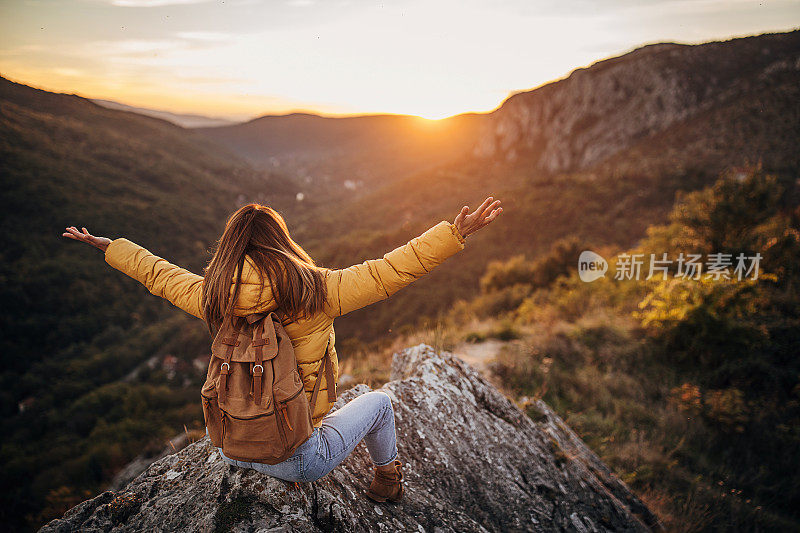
left=62, top=196, right=502, bottom=502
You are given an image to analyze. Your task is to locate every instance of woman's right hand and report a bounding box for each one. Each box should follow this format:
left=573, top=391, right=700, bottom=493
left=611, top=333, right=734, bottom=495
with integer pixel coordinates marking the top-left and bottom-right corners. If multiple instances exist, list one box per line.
left=453, top=197, right=503, bottom=239
left=62, top=226, right=112, bottom=252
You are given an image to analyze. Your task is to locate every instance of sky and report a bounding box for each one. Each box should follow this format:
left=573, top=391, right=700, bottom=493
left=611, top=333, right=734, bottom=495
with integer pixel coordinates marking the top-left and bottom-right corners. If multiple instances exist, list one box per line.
left=1, top=0, right=798, bottom=120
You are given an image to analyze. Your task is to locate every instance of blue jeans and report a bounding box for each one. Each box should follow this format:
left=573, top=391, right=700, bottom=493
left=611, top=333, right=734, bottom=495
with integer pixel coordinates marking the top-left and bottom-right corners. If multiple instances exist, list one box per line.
left=216, top=390, right=398, bottom=482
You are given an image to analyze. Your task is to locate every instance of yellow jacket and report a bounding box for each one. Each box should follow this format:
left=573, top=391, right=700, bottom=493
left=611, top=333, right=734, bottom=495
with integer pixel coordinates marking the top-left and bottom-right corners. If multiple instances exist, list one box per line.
left=104, top=220, right=465, bottom=426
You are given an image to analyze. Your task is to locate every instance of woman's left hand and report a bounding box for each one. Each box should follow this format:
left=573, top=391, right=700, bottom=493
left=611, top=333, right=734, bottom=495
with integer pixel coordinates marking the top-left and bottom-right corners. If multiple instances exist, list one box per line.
left=62, top=226, right=111, bottom=252
left=453, top=196, right=503, bottom=239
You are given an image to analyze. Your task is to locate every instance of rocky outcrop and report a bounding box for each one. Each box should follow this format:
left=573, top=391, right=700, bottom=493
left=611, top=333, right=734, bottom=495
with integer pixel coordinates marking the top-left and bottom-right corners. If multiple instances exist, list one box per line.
left=42, top=344, right=658, bottom=532
left=474, top=31, right=800, bottom=173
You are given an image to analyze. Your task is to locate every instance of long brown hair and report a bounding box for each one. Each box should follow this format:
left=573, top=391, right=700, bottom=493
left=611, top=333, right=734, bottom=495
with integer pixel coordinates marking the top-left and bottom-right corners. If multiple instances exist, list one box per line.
left=201, top=204, right=327, bottom=334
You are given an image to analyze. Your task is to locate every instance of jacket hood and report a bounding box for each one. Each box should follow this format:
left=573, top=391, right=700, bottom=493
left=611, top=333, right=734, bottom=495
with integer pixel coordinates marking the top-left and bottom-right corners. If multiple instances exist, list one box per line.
left=230, top=254, right=278, bottom=316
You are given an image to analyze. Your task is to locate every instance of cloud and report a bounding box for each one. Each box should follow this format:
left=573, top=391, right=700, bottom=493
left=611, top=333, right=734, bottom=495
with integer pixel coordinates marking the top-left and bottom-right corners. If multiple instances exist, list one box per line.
left=0, top=44, right=48, bottom=57
left=106, top=0, right=213, bottom=7
left=96, top=0, right=289, bottom=5
left=176, top=31, right=236, bottom=41
left=51, top=67, right=86, bottom=77
left=98, top=39, right=186, bottom=56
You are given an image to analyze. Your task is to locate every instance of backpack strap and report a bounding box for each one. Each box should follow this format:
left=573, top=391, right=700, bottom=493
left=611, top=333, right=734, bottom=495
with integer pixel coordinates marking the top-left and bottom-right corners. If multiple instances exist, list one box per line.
left=309, top=338, right=336, bottom=411
left=218, top=316, right=243, bottom=404
left=324, top=344, right=336, bottom=403
left=250, top=317, right=270, bottom=404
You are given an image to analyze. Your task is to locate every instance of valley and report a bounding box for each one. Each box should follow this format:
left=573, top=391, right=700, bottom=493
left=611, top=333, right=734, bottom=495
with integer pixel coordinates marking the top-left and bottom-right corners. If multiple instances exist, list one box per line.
left=2, top=29, right=799, bottom=531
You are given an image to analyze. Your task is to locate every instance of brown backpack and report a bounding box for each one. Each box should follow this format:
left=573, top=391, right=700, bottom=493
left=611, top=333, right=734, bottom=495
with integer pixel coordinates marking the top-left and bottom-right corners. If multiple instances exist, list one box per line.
left=200, top=312, right=336, bottom=464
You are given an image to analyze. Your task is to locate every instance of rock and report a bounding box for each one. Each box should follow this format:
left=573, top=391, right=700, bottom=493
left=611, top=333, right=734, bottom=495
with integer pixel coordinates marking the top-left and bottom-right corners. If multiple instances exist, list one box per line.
left=473, top=32, right=800, bottom=175
left=108, top=433, right=192, bottom=491
left=337, top=373, right=356, bottom=390
left=41, top=344, right=658, bottom=532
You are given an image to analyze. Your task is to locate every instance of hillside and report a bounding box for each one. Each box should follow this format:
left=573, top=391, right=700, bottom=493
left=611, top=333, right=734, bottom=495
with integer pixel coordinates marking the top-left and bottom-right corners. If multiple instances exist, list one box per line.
left=0, top=75, right=297, bottom=531
left=195, top=111, right=486, bottom=197
left=0, top=73, right=300, bottom=375
left=413, top=168, right=800, bottom=529
left=42, top=346, right=658, bottom=532
left=288, top=30, right=800, bottom=343
left=474, top=31, right=800, bottom=173
left=3, top=28, right=799, bottom=532
left=90, top=98, right=239, bottom=129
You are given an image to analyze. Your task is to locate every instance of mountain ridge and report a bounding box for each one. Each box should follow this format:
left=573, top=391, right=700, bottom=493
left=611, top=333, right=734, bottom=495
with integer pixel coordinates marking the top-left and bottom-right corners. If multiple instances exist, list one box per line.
left=284, top=29, right=799, bottom=343
left=90, top=98, right=238, bottom=129
left=473, top=30, right=800, bottom=172
left=0, top=72, right=298, bottom=531
left=195, top=110, right=485, bottom=196
left=3, top=28, right=799, bottom=531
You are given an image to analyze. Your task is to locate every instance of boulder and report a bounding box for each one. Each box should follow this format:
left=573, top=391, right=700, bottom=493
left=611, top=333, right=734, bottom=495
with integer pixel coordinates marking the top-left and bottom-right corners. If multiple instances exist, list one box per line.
left=42, top=344, right=658, bottom=532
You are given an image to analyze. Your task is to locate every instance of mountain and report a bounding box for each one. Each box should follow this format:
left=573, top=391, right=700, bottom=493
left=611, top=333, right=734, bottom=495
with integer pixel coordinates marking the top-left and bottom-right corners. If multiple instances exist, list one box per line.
left=0, top=73, right=297, bottom=372
left=473, top=31, right=800, bottom=175
left=194, top=31, right=799, bottom=212
left=0, top=74, right=297, bottom=531
left=4, top=28, right=800, bottom=531
left=41, top=345, right=658, bottom=532
left=195, top=112, right=486, bottom=197
left=284, top=30, right=800, bottom=342
left=90, top=98, right=240, bottom=128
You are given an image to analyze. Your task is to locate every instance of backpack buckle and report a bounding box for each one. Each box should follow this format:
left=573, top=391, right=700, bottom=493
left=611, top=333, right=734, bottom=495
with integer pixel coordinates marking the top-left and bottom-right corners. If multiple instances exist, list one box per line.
left=220, top=362, right=230, bottom=373
left=252, top=364, right=264, bottom=375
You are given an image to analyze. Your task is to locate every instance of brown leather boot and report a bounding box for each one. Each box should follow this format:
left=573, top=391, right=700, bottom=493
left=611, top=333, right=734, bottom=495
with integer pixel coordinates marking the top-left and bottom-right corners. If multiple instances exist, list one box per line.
left=366, top=459, right=404, bottom=503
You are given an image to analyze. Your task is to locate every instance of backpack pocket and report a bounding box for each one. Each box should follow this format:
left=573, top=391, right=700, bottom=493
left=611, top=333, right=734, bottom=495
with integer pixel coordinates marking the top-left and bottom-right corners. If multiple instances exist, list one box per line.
left=273, top=371, right=314, bottom=451
left=220, top=408, right=287, bottom=464
left=201, top=393, right=223, bottom=447
left=273, top=370, right=304, bottom=401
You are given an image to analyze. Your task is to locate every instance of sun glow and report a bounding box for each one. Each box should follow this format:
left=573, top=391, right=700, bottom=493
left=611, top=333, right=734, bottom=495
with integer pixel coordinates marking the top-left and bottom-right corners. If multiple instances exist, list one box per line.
left=1, top=0, right=798, bottom=122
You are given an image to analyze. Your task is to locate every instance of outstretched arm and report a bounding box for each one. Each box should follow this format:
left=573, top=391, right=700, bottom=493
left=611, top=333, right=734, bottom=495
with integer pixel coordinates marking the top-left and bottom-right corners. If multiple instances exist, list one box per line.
left=62, top=226, right=204, bottom=319
left=324, top=197, right=502, bottom=317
